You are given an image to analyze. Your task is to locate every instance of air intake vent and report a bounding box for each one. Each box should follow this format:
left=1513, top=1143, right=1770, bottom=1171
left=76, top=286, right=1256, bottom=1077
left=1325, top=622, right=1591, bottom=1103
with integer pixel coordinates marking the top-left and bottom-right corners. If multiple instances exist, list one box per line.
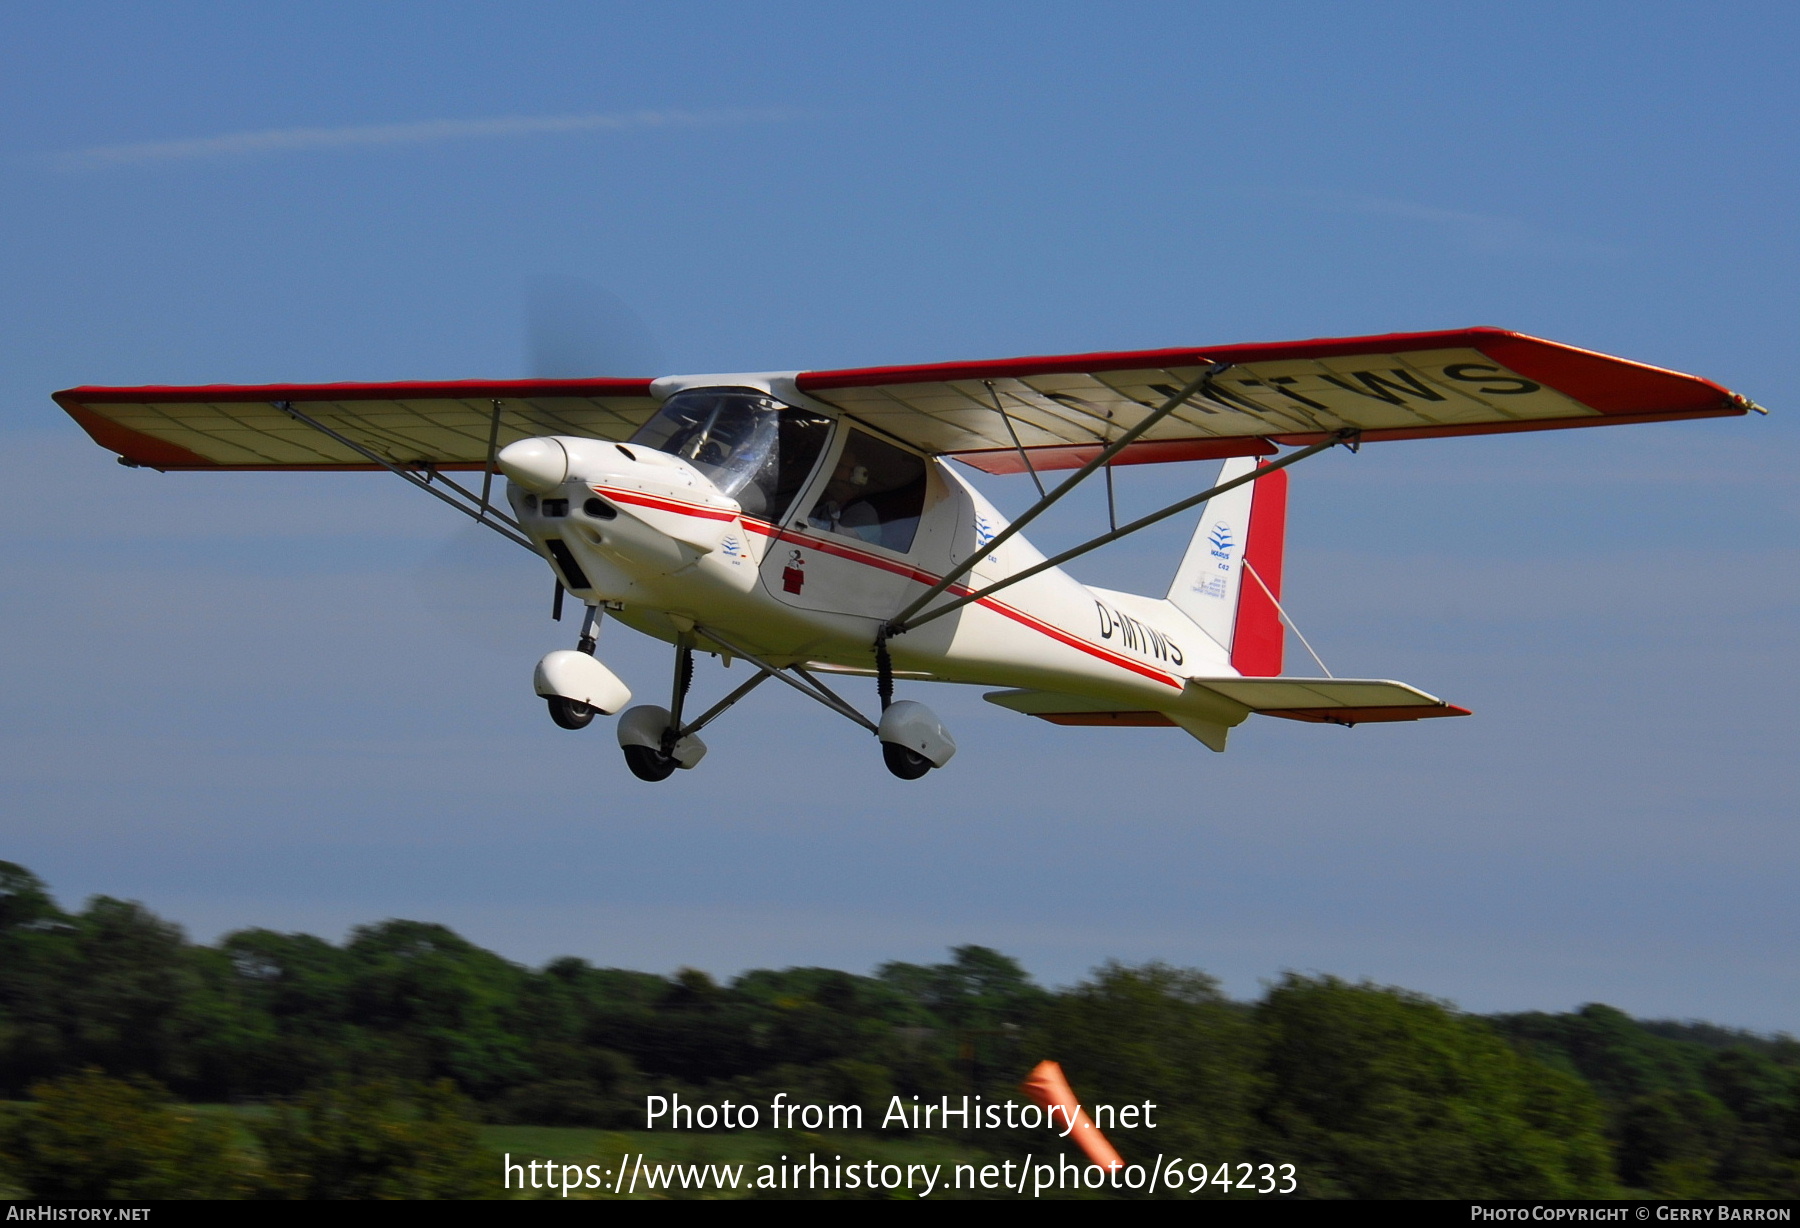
left=543, top=538, right=591, bottom=590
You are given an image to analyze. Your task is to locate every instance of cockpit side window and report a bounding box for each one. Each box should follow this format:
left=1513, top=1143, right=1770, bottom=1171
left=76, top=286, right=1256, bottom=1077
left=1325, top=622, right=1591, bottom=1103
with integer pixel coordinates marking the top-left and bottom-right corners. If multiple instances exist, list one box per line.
left=766, top=409, right=834, bottom=521
left=806, top=430, right=928, bottom=554
left=628, top=389, right=831, bottom=522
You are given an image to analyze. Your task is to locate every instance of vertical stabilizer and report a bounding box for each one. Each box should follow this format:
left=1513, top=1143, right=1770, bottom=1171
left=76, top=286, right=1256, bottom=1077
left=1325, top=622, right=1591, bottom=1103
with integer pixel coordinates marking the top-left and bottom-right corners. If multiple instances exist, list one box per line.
left=1167, top=458, right=1288, bottom=675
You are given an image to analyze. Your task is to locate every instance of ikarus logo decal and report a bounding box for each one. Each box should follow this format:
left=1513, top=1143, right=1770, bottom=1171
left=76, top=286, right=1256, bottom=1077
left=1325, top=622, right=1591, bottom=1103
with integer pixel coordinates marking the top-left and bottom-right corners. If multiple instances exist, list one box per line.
left=1193, top=520, right=1236, bottom=600
left=1207, top=522, right=1236, bottom=557
left=720, top=535, right=745, bottom=565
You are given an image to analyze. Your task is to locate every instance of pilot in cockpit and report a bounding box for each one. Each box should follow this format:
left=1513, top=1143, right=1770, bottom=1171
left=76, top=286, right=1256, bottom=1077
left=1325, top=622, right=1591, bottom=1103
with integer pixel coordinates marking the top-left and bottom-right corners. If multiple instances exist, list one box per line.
left=808, top=448, right=880, bottom=543
left=806, top=430, right=927, bottom=552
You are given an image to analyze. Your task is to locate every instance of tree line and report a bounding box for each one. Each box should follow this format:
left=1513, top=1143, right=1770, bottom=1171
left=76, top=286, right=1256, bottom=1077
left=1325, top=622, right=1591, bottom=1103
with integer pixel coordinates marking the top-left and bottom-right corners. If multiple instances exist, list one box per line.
left=0, top=861, right=1794, bottom=1198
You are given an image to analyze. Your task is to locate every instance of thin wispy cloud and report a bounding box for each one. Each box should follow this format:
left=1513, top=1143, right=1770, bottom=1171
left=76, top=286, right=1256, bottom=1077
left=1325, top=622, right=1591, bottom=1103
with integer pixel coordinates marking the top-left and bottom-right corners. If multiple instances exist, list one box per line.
left=52, top=108, right=797, bottom=171
left=1305, top=188, right=1622, bottom=258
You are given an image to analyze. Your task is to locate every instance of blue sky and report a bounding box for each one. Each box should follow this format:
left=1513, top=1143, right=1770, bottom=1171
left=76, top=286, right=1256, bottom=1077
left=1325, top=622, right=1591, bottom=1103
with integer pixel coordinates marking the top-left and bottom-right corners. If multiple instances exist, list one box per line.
left=2, top=2, right=1795, bottom=1029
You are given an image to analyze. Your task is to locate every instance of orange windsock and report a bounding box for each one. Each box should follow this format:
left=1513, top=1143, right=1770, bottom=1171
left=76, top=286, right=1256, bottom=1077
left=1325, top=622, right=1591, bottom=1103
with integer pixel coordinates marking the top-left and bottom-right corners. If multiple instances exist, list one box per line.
left=1019, top=1060, right=1123, bottom=1171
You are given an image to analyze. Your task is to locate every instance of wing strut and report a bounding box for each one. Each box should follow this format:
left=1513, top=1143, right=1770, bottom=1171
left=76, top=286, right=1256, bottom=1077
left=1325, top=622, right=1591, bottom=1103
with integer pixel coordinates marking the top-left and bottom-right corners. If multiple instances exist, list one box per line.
left=886, top=428, right=1358, bottom=637
left=271, top=400, right=534, bottom=550
left=886, top=363, right=1232, bottom=632
left=985, top=379, right=1047, bottom=499
left=477, top=399, right=503, bottom=525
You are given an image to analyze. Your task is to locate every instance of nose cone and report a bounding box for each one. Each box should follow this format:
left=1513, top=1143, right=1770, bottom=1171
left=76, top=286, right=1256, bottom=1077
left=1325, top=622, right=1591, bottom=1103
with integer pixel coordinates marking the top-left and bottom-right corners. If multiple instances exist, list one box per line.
left=497, top=437, right=569, bottom=492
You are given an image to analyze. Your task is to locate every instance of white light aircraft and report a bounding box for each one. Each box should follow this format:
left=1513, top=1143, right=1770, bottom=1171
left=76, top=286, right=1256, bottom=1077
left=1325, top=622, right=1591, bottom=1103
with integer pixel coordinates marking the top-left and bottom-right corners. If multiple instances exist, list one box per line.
left=56, top=327, right=1758, bottom=781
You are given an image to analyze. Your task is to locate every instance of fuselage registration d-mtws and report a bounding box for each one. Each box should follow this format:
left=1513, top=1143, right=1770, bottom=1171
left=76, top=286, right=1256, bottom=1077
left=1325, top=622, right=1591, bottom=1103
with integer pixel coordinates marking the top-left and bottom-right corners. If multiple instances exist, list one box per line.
left=55, top=327, right=1758, bottom=780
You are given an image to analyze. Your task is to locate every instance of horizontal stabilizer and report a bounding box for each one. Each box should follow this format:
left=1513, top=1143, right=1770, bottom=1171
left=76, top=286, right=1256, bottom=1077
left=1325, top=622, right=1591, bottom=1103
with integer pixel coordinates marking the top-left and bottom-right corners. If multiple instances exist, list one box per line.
left=986, top=679, right=1468, bottom=733
left=1189, top=677, right=1470, bottom=725
left=984, top=689, right=1175, bottom=724
left=984, top=689, right=1237, bottom=751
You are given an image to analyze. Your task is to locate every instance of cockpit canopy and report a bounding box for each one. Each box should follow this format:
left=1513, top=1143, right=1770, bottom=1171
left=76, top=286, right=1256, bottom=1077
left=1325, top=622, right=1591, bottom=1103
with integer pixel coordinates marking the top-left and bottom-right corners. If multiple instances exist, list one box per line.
left=628, top=388, right=832, bottom=521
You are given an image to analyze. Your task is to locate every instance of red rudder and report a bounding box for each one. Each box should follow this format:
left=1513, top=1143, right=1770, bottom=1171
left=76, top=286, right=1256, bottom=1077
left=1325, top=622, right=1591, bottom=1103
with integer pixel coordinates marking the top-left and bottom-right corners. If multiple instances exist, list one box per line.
left=1229, top=464, right=1287, bottom=676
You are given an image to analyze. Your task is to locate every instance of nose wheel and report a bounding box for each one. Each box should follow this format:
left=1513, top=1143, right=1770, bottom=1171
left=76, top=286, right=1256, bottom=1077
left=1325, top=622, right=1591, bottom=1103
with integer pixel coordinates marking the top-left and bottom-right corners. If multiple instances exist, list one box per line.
left=539, top=604, right=624, bottom=731
left=546, top=696, right=595, bottom=729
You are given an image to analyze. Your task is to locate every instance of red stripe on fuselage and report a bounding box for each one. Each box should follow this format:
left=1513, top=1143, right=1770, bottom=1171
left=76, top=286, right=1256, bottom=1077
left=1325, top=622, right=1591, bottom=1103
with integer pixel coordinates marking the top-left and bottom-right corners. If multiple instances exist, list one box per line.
left=739, top=518, right=1183, bottom=689
left=594, top=485, right=740, bottom=521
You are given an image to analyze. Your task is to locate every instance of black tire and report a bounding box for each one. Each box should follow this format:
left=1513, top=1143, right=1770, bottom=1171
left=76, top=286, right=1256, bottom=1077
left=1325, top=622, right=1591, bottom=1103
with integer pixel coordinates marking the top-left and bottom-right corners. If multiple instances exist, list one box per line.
left=882, top=742, right=934, bottom=780
left=623, top=743, right=679, bottom=782
left=547, top=696, right=595, bottom=730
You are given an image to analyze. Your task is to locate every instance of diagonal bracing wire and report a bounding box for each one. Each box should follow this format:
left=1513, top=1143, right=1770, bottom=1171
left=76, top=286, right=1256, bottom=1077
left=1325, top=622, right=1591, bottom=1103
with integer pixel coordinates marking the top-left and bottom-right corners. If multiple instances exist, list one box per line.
left=1243, top=561, right=1332, bottom=678
left=271, top=400, right=533, bottom=550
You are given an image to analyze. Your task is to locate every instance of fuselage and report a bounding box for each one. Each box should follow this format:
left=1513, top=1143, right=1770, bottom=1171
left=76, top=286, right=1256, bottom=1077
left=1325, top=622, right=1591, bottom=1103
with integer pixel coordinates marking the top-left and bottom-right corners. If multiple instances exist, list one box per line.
left=499, top=385, right=1248, bottom=729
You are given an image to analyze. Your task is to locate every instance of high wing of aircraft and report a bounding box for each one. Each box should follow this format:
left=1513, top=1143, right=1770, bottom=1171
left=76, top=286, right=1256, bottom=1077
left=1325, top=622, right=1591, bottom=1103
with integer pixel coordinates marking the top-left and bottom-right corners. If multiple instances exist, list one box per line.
left=55, top=327, right=1759, bottom=780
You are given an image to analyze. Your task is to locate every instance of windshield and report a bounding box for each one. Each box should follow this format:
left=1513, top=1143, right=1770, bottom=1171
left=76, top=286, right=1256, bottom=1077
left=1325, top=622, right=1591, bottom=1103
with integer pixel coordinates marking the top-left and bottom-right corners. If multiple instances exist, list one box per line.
left=628, top=389, right=832, bottom=521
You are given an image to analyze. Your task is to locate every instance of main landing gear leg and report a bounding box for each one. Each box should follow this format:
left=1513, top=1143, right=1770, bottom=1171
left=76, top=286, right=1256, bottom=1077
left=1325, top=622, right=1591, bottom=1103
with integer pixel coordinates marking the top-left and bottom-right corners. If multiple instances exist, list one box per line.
left=870, top=630, right=955, bottom=780
left=874, top=631, right=927, bottom=780
left=615, top=626, right=954, bottom=783
left=618, top=633, right=705, bottom=782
